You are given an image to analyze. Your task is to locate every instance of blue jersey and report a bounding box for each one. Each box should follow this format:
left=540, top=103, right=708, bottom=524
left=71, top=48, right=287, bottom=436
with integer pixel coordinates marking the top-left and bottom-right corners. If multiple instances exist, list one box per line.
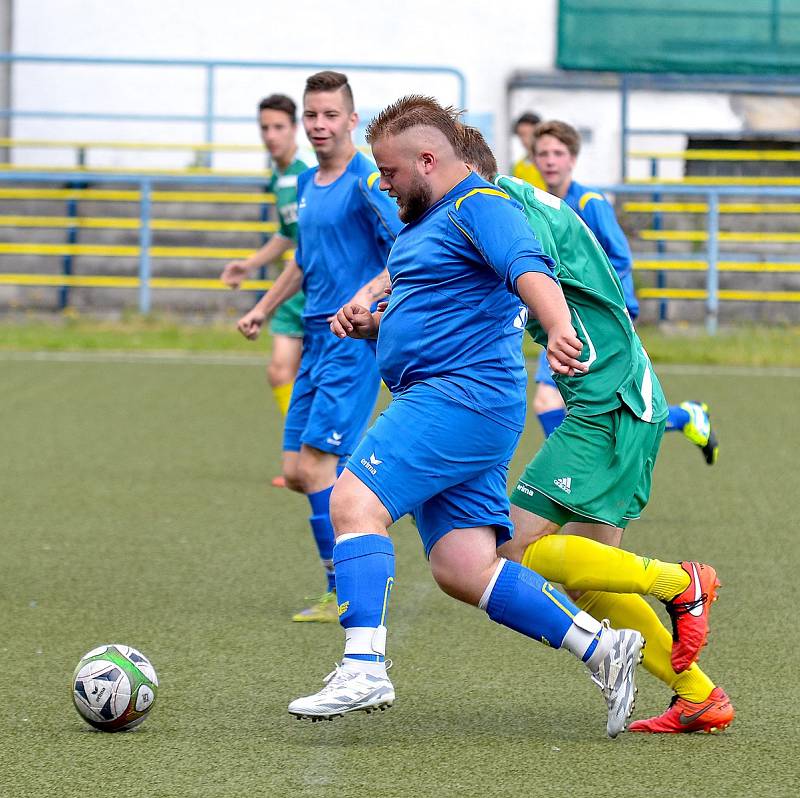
left=295, top=152, right=402, bottom=330
left=565, top=180, right=639, bottom=320
left=377, top=171, right=557, bottom=433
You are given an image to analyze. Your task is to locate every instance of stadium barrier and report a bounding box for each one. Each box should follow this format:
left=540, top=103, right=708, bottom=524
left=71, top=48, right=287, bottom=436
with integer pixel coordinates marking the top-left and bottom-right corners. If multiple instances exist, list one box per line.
left=0, top=54, right=468, bottom=169
left=2, top=171, right=800, bottom=331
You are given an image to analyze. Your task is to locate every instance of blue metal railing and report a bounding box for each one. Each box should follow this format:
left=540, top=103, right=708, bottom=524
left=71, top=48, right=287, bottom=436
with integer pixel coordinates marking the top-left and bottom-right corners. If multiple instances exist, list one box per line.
left=0, top=54, right=468, bottom=167
left=1, top=171, right=800, bottom=330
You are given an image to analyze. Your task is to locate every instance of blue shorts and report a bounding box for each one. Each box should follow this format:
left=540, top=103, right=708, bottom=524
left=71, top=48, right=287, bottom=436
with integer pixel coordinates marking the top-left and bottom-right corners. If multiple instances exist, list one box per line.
left=535, top=349, right=556, bottom=388
left=283, top=329, right=381, bottom=456
left=346, top=383, right=522, bottom=557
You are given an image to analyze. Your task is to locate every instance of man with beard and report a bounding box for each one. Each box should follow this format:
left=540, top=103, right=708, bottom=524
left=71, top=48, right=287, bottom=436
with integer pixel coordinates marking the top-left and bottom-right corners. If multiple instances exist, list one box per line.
left=286, top=95, right=645, bottom=739
left=236, top=72, right=402, bottom=623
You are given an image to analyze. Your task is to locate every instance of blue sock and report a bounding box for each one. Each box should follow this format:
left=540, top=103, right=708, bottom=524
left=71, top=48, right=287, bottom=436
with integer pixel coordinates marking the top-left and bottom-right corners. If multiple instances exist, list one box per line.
left=485, top=560, right=601, bottom=662
left=665, top=404, right=690, bottom=432
left=307, top=487, right=336, bottom=592
left=334, top=534, right=395, bottom=663
left=537, top=408, right=566, bottom=438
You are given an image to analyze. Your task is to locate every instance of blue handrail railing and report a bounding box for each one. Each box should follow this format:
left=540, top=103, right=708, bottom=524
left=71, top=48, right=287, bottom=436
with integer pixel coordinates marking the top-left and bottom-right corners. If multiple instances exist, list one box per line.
left=1, top=171, right=800, bottom=329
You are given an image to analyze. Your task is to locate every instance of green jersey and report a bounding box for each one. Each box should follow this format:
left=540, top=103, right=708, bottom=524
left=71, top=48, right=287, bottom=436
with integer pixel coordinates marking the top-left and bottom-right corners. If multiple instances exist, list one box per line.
left=495, top=175, right=667, bottom=423
left=268, top=151, right=313, bottom=243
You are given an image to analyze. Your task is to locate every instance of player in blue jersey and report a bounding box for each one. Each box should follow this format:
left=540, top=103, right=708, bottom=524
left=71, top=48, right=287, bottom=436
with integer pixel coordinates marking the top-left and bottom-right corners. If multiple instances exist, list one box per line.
left=236, top=72, right=402, bottom=623
left=287, top=96, right=645, bottom=739
left=531, top=121, right=719, bottom=465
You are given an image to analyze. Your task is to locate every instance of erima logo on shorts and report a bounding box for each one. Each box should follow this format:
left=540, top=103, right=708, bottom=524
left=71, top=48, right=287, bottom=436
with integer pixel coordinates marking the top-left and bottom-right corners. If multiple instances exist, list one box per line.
left=360, top=453, right=381, bottom=476
left=554, top=477, right=572, bottom=494
left=326, top=431, right=343, bottom=446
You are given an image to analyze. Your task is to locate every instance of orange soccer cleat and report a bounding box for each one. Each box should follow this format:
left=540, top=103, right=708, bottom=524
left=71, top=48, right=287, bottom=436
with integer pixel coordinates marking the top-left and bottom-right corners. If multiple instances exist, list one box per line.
left=666, top=561, right=721, bottom=672
left=270, top=474, right=287, bottom=489
left=629, top=687, right=734, bottom=734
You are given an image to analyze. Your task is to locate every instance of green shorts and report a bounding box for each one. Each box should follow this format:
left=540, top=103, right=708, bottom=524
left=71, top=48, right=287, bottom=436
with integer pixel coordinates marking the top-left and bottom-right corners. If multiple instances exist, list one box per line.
left=511, top=405, right=665, bottom=528
left=269, top=291, right=305, bottom=338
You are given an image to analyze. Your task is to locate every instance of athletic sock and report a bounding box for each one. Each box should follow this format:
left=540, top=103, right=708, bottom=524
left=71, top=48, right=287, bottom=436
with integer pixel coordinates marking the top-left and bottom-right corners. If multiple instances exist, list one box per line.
left=576, top=591, right=715, bottom=703
left=480, top=559, right=605, bottom=664
left=522, top=534, right=691, bottom=601
left=537, top=408, right=566, bottom=438
left=271, top=381, right=294, bottom=417
left=665, top=404, right=690, bottom=432
left=307, top=486, right=336, bottom=592
left=334, top=533, right=395, bottom=665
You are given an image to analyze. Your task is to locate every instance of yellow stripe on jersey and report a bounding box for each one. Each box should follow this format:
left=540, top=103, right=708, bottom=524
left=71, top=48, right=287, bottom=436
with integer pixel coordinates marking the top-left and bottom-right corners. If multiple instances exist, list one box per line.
left=454, top=187, right=510, bottom=211
left=367, top=171, right=381, bottom=190
left=579, top=192, right=606, bottom=211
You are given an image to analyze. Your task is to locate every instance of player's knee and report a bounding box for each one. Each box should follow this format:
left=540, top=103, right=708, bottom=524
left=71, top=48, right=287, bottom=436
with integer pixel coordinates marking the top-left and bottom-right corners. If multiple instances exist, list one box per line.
left=282, top=461, right=304, bottom=493
left=430, top=559, right=482, bottom=605
left=267, top=361, right=291, bottom=388
left=533, top=385, right=563, bottom=414
left=329, top=480, right=362, bottom=530
left=291, top=460, right=318, bottom=494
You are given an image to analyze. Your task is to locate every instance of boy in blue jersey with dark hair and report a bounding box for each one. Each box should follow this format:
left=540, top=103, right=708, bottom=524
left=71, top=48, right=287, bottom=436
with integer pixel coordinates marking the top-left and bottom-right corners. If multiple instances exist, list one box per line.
left=237, top=71, right=402, bottom=623
left=531, top=120, right=719, bottom=465
left=287, top=95, right=645, bottom=739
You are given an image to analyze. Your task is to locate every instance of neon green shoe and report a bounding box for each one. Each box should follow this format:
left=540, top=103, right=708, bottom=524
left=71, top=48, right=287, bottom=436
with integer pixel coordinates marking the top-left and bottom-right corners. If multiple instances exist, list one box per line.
left=292, top=591, right=339, bottom=623
left=680, top=401, right=719, bottom=466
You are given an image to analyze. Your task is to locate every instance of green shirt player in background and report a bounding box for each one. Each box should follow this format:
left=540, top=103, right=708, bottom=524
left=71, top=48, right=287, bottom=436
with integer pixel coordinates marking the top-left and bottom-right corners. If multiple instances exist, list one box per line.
left=221, top=94, right=312, bottom=488
left=461, top=126, right=734, bottom=735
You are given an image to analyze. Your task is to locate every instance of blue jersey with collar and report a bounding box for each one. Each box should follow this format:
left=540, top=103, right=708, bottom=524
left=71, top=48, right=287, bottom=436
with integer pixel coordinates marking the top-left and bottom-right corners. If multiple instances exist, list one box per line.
left=295, top=151, right=403, bottom=330
left=565, top=180, right=639, bottom=320
left=377, top=171, right=557, bottom=432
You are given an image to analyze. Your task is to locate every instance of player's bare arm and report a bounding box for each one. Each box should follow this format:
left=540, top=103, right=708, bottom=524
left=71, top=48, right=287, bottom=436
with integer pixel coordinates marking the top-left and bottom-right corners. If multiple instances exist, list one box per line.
left=516, top=271, right=585, bottom=376
left=348, top=267, right=391, bottom=307
left=221, top=234, right=293, bottom=288
left=236, top=260, right=304, bottom=340
left=330, top=303, right=380, bottom=339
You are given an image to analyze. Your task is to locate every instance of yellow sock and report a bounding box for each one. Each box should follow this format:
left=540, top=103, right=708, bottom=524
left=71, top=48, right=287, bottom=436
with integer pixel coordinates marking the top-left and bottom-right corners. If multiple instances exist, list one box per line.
left=271, top=382, right=294, bottom=417
left=576, top=591, right=715, bottom=703
left=522, top=534, right=690, bottom=601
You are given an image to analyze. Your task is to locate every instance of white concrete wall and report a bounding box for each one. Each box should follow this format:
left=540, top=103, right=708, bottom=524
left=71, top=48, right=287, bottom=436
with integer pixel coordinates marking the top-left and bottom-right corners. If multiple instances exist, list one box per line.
left=9, top=0, right=750, bottom=181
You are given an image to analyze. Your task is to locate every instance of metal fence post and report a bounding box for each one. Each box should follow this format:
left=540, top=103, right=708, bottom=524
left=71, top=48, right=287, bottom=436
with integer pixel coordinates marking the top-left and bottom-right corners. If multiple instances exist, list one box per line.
left=204, top=65, right=215, bottom=169
left=651, top=156, right=668, bottom=321
left=139, top=179, right=152, bottom=315
left=706, top=191, right=719, bottom=334
left=620, top=74, right=629, bottom=182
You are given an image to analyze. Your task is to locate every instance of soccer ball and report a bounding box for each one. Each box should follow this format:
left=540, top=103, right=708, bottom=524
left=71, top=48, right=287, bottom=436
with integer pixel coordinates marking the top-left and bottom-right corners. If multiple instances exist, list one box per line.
left=72, top=644, right=158, bottom=731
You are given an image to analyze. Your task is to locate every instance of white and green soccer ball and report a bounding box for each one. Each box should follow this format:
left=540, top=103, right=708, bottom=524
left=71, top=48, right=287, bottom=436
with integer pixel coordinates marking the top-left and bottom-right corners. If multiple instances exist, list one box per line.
left=72, top=644, right=158, bottom=731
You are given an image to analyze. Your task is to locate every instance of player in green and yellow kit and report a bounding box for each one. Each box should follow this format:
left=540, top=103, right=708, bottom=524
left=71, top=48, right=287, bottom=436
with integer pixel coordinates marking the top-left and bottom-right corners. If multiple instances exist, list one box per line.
left=221, top=94, right=313, bottom=488
left=461, top=127, right=734, bottom=734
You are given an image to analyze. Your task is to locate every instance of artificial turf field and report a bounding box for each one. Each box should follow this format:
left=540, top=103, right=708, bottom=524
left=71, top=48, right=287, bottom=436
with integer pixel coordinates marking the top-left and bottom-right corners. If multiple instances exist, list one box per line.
left=2, top=351, right=798, bottom=797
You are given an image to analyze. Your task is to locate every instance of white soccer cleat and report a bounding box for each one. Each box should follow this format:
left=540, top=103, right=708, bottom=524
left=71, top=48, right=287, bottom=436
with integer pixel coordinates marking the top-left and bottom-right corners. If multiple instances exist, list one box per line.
left=288, top=662, right=395, bottom=722
left=589, top=623, right=645, bottom=738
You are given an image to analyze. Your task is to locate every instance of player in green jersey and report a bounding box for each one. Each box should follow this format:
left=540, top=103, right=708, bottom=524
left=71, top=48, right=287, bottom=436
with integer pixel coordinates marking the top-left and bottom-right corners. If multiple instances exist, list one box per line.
left=461, top=126, right=734, bottom=734
left=221, top=94, right=312, bottom=488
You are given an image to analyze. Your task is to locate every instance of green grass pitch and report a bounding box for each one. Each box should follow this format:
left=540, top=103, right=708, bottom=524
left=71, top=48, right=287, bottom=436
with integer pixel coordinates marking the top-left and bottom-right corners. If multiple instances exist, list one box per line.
left=1, top=353, right=798, bottom=797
